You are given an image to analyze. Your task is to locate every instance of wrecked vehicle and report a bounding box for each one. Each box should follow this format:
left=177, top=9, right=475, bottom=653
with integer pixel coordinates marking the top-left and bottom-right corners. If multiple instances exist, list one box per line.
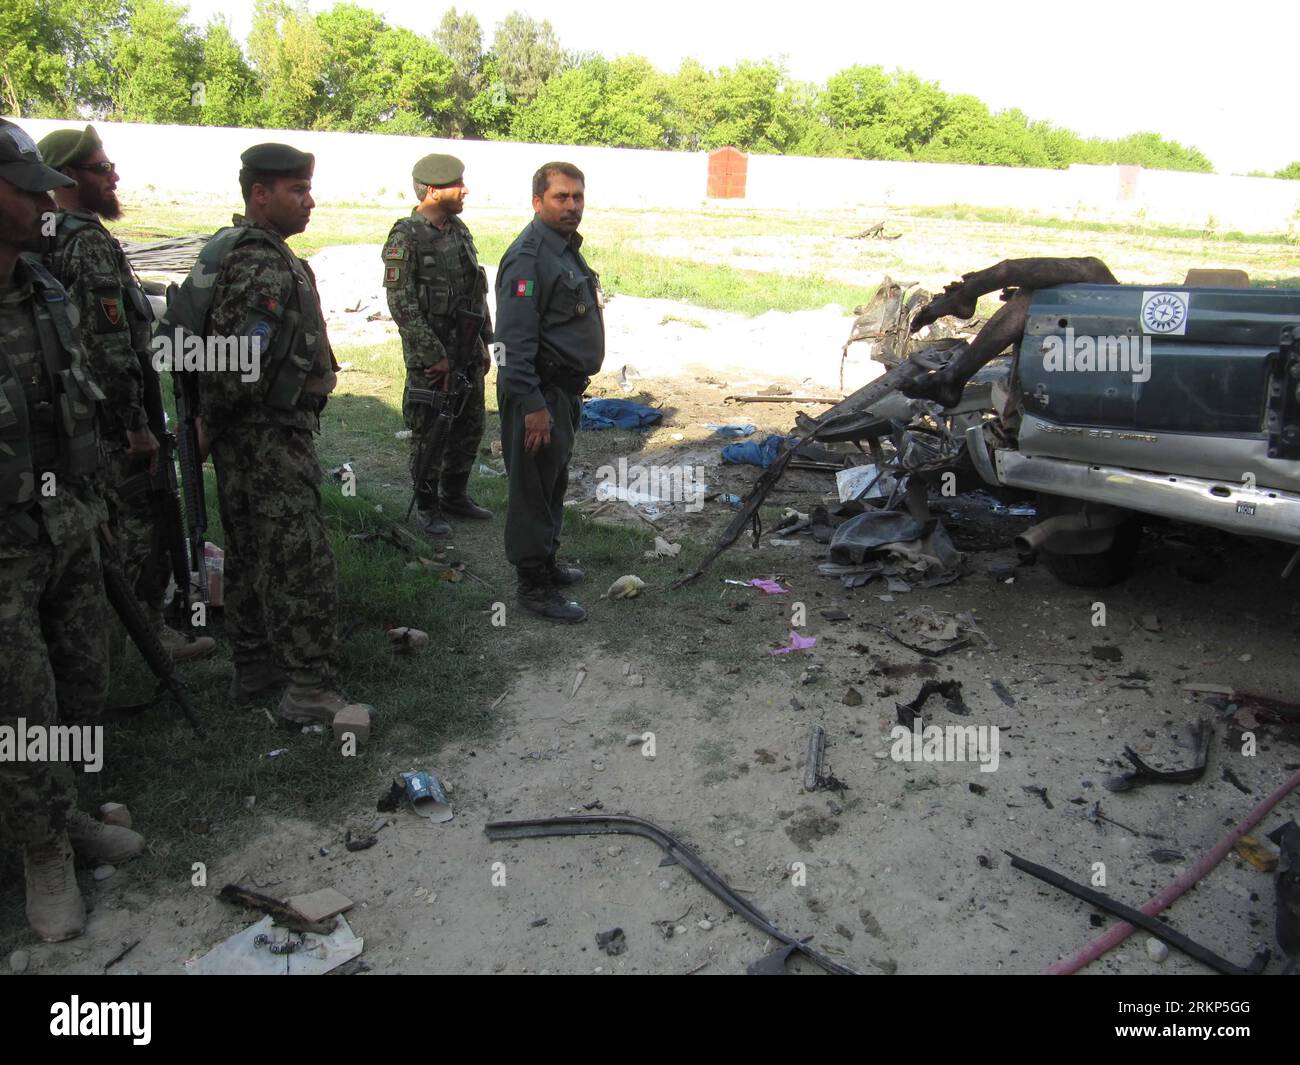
left=836, top=265, right=1300, bottom=587
left=681, top=262, right=1300, bottom=589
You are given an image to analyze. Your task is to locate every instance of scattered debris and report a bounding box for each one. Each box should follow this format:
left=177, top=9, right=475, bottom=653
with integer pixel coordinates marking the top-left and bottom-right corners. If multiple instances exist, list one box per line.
left=1149, top=848, right=1185, bottom=864
left=1234, top=834, right=1280, bottom=872
left=842, top=687, right=862, bottom=706
left=187, top=914, right=363, bottom=975
left=1022, top=785, right=1054, bottom=810
left=1145, top=937, right=1170, bottom=963
left=643, top=536, right=682, bottom=559
left=820, top=609, right=851, bottom=622
left=748, top=578, right=787, bottom=594
left=989, top=680, right=1016, bottom=707
left=1091, top=645, right=1123, bottom=663
left=386, top=626, right=429, bottom=655
left=217, top=884, right=336, bottom=935
left=603, top=574, right=646, bottom=600
left=400, top=770, right=453, bottom=822
left=1268, top=820, right=1300, bottom=968
left=344, top=830, right=377, bottom=852
left=1007, top=852, right=1265, bottom=976
left=1222, top=765, right=1253, bottom=795
left=99, top=803, right=132, bottom=828
left=896, top=680, right=966, bottom=726
left=485, top=814, right=858, bottom=975
left=285, top=888, right=354, bottom=924
left=769, top=631, right=817, bottom=656
left=571, top=664, right=587, bottom=699
left=595, top=928, right=627, bottom=956
left=803, top=725, right=826, bottom=791
left=9, top=950, right=29, bottom=974
left=1104, top=718, right=1212, bottom=793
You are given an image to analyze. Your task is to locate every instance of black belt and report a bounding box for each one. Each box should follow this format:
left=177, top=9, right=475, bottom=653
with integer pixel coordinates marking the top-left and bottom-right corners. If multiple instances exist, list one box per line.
left=536, top=357, right=590, bottom=397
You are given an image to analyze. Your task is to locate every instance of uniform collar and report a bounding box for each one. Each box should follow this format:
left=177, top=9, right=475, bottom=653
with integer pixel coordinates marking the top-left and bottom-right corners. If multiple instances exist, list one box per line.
left=411, top=207, right=457, bottom=233
left=232, top=213, right=288, bottom=241
left=531, top=215, right=583, bottom=253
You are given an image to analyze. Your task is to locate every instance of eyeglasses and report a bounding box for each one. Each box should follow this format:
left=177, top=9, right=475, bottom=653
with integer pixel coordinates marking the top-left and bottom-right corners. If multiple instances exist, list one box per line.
left=70, top=161, right=116, bottom=175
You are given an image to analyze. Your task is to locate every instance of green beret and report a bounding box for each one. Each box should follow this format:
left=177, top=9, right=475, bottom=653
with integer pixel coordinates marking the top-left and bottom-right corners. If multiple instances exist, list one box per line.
left=413, top=154, right=464, bottom=187
left=36, top=125, right=102, bottom=170
left=239, top=143, right=314, bottom=177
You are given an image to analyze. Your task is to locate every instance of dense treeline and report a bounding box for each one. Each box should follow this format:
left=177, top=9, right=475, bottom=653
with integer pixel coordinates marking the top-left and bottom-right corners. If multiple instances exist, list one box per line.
left=3, top=0, right=1216, bottom=172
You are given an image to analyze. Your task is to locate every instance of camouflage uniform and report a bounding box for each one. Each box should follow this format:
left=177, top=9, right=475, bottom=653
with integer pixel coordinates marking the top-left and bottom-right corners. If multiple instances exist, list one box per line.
left=0, top=256, right=109, bottom=847
left=44, top=209, right=171, bottom=631
left=188, top=215, right=340, bottom=679
left=382, top=211, right=492, bottom=505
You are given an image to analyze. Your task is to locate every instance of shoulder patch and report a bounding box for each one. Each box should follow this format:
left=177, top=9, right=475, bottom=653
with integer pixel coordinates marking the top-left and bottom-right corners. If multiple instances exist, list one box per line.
left=384, top=264, right=405, bottom=288
left=382, top=241, right=408, bottom=262
left=93, top=286, right=127, bottom=333
left=512, top=279, right=536, bottom=298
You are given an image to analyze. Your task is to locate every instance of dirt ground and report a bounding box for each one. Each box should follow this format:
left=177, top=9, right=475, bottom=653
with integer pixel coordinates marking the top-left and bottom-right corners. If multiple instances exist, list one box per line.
left=24, top=364, right=1300, bottom=976
left=15, top=225, right=1300, bottom=977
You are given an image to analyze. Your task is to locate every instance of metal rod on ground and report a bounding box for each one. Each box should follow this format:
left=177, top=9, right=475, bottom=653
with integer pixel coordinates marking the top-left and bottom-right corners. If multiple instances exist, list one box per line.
left=1043, top=767, right=1300, bottom=975
left=803, top=725, right=826, bottom=791
left=1007, top=851, right=1258, bottom=976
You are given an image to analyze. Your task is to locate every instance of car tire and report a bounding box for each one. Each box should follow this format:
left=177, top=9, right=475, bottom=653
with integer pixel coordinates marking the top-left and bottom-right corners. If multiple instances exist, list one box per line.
left=1039, top=518, right=1142, bottom=587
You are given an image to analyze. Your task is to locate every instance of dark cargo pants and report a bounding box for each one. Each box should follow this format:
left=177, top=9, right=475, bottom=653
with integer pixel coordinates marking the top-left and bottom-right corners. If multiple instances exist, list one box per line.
left=499, top=383, right=580, bottom=573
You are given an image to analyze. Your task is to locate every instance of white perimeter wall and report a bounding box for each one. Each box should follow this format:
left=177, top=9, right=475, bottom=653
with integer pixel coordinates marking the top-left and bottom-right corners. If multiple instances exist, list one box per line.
left=11, top=117, right=1300, bottom=234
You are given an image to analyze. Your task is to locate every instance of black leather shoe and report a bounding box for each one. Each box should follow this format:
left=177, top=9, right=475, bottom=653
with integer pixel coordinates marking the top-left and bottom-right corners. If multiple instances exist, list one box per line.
left=547, top=559, right=585, bottom=586
left=517, top=580, right=586, bottom=623
left=416, top=505, right=451, bottom=538
left=440, top=493, right=492, bottom=520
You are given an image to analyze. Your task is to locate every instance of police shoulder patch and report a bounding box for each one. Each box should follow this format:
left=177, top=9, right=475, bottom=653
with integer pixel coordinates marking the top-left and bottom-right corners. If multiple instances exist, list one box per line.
left=513, top=279, right=535, bottom=298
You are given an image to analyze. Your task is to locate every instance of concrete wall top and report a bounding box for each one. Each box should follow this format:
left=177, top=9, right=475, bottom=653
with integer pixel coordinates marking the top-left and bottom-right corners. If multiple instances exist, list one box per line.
left=8, top=117, right=1300, bottom=233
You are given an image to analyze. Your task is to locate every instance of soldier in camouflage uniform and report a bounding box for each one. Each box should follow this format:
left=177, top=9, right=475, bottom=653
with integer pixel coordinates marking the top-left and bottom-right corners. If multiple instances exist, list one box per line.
left=383, top=153, right=493, bottom=538
left=0, top=121, right=145, bottom=943
left=160, top=143, right=373, bottom=731
left=37, top=125, right=215, bottom=664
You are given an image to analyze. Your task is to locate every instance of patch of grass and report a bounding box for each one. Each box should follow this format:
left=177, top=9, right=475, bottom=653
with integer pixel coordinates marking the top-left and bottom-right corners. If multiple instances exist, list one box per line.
left=592, top=238, right=864, bottom=314
left=659, top=314, right=708, bottom=328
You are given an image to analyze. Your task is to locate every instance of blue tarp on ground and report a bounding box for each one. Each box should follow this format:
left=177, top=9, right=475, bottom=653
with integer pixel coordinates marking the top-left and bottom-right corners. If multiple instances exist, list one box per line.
left=721, top=434, right=796, bottom=467
left=580, top=398, right=664, bottom=431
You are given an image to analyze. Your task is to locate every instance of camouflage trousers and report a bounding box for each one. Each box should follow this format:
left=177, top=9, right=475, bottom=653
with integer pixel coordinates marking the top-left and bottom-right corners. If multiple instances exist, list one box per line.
left=0, top=529, right=108, bottom=846
left=103, top=445, right=171, bottom=632
left=403, top=363, right=485, bottom=504
left=211, top=423, right=340, bottom=676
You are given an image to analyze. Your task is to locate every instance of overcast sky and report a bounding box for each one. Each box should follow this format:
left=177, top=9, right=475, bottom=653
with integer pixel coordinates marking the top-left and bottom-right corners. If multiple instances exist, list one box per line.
left=181, top=0, right=1299, bottom=175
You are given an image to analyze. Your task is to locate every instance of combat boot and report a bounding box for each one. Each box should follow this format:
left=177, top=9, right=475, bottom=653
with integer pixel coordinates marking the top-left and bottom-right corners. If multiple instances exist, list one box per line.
left=158, top=624, right=217, bottom=663
left=65, top=809, right=145, bottom=864
left=440, top=475, right=492, bottom=520
left=517, top=568, right=586, bottom=623
left=415, top=503, right=451, bottom=538
left=229, top=660, right=288, bottom=705
left=24, top=834, right=85, bottom=943
left=278, top=672, right=375, bottom=728
left=546, top=557, right=585, bottom=586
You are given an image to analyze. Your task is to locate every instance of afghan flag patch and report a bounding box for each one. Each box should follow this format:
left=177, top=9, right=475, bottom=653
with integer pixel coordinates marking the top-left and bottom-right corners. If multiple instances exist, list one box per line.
left=514, top=279, right=535, bottom=298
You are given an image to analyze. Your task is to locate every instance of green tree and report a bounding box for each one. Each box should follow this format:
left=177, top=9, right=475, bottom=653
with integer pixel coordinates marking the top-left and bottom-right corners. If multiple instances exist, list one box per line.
left=314, top=5, right=453, bottom=134
left=248, top=0, right=326, bottom=130
left=195, top=17, right=261, bottom=127
left=0, top=0, right=122, bottom=116
left=1276, top=161, right=1300, bottom=180
left=492, top=11, right=563, bottom=106
left=434, top=7, right=485, bottom=136
left=107, top=0, right=204, bottom=123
